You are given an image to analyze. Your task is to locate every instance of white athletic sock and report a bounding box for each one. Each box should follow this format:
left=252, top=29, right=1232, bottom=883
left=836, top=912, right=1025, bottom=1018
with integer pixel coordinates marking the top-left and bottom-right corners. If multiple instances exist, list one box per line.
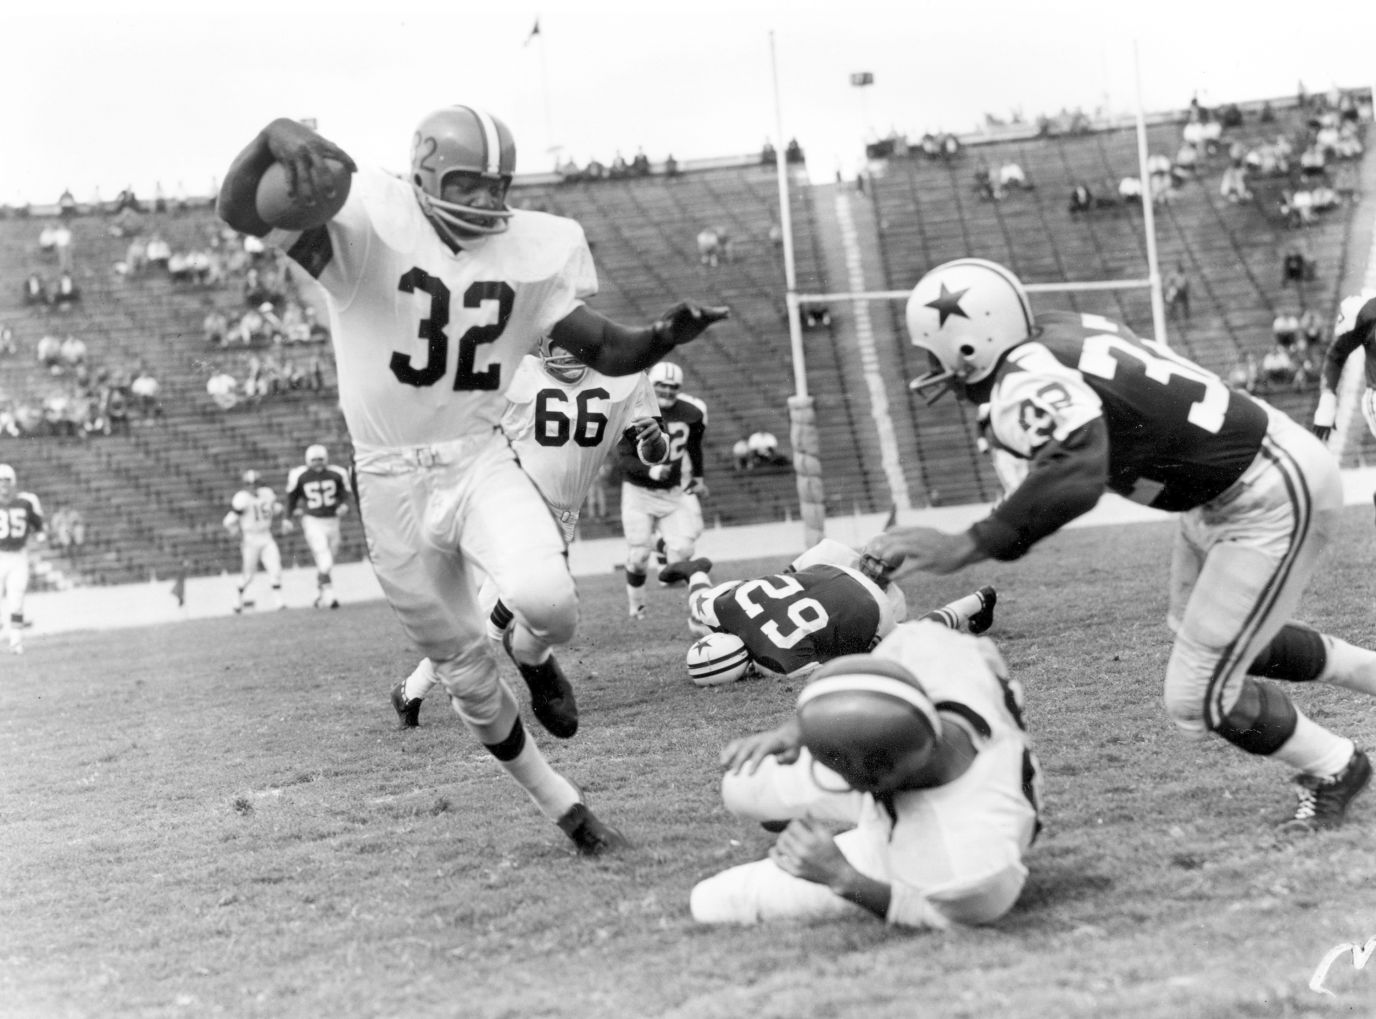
left=508, top=623, right=552, bottom=667
left=1273, top=708, right=1355, bottom=777
left=1319, top=636, right=1376, bottom=696
left=500, top=738, right=580, bottom=820
left=403, top=658, right=439, bottom=701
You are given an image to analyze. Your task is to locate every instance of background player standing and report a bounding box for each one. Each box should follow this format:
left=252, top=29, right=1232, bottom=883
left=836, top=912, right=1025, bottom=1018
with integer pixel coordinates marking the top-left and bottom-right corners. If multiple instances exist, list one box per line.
left=285, top=443, right=352, bottom=609
left=620, top=361, right=708, bottom=622
left=869, top=257, right=1376, bottom=832
left=0, top=464, right=45, bottom=654
left=1311, top=290, right=1376, bottom=515
left=224, top=469, right=290, bottom=613
left=218, top=105, right=726, bottom=854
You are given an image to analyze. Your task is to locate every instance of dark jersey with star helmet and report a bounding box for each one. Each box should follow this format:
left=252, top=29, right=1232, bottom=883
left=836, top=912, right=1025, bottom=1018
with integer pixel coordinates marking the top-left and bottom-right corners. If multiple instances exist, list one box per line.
left=0, top=492, right=44, bottom=552
left=709, top=564, right=883, bottom=675
left=285, top=464, right=351, bottom=519
left=978, top=311, right=1267, bottom=556
left=1320, top=294, right=1376, bottom=390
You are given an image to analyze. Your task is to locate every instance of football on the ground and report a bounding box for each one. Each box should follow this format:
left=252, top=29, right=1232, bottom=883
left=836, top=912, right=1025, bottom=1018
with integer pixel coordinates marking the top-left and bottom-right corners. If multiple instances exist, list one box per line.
left=686, top=632, right=750, bottom=687
left=255, top=160, right=351, bottom=230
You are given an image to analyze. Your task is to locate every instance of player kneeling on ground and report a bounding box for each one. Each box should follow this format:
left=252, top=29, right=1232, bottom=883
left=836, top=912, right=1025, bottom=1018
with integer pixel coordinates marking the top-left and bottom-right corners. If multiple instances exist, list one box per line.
left=659, top=538, right=995, bottom=683
left=690, top=621, right=1042, bottom=927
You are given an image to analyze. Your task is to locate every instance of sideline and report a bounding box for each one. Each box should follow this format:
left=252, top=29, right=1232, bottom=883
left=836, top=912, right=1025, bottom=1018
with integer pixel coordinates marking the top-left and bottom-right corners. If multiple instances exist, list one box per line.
left=20, top=467, right=1376, bottom=638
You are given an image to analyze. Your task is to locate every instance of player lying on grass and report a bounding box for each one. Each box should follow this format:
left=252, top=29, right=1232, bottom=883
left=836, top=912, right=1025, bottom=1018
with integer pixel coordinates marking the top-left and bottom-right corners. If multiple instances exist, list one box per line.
left=658, top=538, right=996, bottom=681
left=690, top=621, right=1041, bottom=928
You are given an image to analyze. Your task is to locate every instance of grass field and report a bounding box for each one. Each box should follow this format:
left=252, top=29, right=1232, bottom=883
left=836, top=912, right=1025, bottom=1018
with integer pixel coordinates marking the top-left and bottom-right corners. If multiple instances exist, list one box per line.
left=7, top=508, right=1376, bottom=1018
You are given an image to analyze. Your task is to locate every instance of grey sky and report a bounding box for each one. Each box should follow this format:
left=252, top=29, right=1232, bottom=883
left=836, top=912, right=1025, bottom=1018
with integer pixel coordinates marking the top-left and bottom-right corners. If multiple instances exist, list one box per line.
left=5, top=0, right=1374, bottom=204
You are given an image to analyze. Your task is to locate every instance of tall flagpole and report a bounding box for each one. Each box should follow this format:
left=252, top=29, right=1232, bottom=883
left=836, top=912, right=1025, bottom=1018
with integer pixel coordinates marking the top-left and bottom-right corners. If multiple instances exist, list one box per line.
left=529, top=18, right=559, bottom=165
left=1133, top=39, right=1167, bottom=345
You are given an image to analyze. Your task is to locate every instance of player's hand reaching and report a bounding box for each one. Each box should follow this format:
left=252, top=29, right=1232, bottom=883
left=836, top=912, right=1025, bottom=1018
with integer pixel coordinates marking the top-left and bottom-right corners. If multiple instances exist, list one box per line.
left=1312, top=390, right=1337, bottom=442
left=632, top=417, right=668, bottom=464
left=652, top=301, right=730, bottom=349
left=684, top=478, right=709, bottom=498
left=262, top=117, right=357, bottom=208
left=720, top=718, right=802, bottom=775
left=864, top=527, right=985, bottom=579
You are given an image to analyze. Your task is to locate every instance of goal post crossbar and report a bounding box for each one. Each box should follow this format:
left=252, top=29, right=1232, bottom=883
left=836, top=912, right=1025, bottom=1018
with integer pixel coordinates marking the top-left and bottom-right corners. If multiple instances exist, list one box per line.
left=792, top=279, right=1155, bottom=304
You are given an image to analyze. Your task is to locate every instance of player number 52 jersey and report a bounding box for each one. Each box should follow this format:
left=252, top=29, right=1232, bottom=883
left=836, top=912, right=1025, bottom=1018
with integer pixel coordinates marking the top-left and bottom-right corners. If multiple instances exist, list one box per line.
left=286, top=464, right=351, bottom=519
left=984, top=311, right=1267, bottom=511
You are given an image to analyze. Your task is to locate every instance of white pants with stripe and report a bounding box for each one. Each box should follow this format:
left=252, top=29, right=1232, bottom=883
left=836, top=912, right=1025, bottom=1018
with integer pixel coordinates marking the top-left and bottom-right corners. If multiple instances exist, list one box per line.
left=1165, top=405, right=1342, bottom=732
left=355, top=432, right=576, bottom=733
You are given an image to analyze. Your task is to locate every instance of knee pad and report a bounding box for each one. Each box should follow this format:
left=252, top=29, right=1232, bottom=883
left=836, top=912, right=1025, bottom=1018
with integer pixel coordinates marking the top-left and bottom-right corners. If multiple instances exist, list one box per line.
left=1212, top=677, right=1298, bottom=756
left=626, top=547, right=651, bottom=575
left=1247, top=622, right=1326, bottom=682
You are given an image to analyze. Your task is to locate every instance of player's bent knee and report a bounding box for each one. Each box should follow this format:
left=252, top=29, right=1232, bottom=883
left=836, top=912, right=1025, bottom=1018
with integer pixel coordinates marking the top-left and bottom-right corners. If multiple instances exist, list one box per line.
left=434, top=646, right=508, bottom=728
left=1212, top=676, right=1298, bottom=755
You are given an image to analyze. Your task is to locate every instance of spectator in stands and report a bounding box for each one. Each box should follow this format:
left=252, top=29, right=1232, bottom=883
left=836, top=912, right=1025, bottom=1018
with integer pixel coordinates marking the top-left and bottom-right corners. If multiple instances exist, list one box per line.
left=1068, top=182, right=1094, bottom=214
left=303, top=304, right=330, bottom=343
left=609, top=151, right=629, bottom=178
left=939, top=134, right=959, bottom=160
left=1299, top=145, right=1327, bottom=182
left=36, top=334, right=62, bottom=374
left=1220, top=161, right=1252, bottom=203
left=130, top=366, right=164, bottom=424
left=1164, top=263, right=1191, bottom=322
left=58, top=188, right=77, bottom=218
left=145, top=232, right=171, bottom=271
left=50, top=506, right=85, bottom=559
left=0, top=324, right=15, bottom=358
left=59, top=334, right=86, bottom=374
left=664, top=153, right=680, bottom=177
left=786, top=138, right=805, bottom=163
left=124, top=234, right=148, bottom=276
left=101, top=376, right=131, bottom=435
left=0, top=400, right=20, bottom=438
left=1118, top=176, right=1143, bottom=204
left=697, top=227, right=722, bottom=269
left=760, top=140, right=777, bottom=165
left=732, top=438, right=752, bottom=472
left=973, top=162, right=1001, bottom=202
left=206, top=365, right=239, bottom=411
left=584, top=157, right=606, bottom=180
left=631, top=148, right=651, bottom=176
left=1281, top=244, right=1313, bottom=288
left=23, top=272, right=49, bottom=308
left=747, top=430, right=789, bottom=469
left=203, top=305, right=229, bottom=347
left=804, top=304, right=832, bottom=329
left=53, top=222, right=73, bottom=273
left=1300, top=308, right=1326, bottom=351
left=38, top=223, right=58, bottom=258
left=52, top=272, right=80, bottom=309
left=998, top=161, right=1030, bottom=191
left=1171, top=143, right=1199, bottom=184
left=1273, top=309, right=1302, bottom=356
left=305, top=352, right=327, bottom=392
left=112, top=186, right=145, bottom=214
left=1227, top=351, right=1260, bottom=394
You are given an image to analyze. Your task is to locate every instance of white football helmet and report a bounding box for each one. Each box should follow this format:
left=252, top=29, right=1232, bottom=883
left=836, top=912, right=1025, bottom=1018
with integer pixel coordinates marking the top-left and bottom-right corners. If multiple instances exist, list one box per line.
left=649, top=361, right=683, bottom=409
left=410, top=105, right=516, bottom=245
left=1334, top=290, right=1376, bottom=340
left=0, top=463, right=14, bottom=498
left=242, top=469, right=261, bottom=488
left=305, top=444, right=328, bottom=468
left=906, top=258, right=1035, bottom=398
left=539, top=336, right=588, bottom=385
left=796, top=654, right=940, bottom=795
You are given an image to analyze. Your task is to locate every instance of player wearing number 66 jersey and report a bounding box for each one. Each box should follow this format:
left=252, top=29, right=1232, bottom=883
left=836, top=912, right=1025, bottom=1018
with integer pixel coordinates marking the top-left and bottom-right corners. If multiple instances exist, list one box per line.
left=868, top=257, right=1376, bottom=833
left=218, top=107, right=727, bottom=855
left=285, top=444, right=352, bottom=609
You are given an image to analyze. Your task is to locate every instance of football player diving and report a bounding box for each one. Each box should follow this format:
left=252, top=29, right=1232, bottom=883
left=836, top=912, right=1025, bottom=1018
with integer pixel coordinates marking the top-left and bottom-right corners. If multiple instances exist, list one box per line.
left=867, top=257, right=1376, bottom=832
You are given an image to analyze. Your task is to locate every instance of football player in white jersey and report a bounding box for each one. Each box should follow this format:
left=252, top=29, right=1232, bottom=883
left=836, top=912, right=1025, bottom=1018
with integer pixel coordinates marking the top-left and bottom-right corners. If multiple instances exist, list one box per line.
left=285, top=443, right=352, bottom=609
left=218, top=106, right=727, bottom=855
left=223, top=470, right=290, bottom=613
left=1311, top=291, right=1376, bottom=516
left=391, top=338, right=668, bottom=727
left=867, top=257, right=1376, bottom=832
left=619, top=361, right=708, bottom=622
left=0, top=464, right=45, bottom=653
left=691, top=622, right=1041, bottom=928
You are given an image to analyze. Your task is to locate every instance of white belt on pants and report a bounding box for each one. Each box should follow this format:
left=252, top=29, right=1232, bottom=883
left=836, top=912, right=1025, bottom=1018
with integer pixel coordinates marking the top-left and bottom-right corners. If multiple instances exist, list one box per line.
left=353, top=430, right=503, bottom=475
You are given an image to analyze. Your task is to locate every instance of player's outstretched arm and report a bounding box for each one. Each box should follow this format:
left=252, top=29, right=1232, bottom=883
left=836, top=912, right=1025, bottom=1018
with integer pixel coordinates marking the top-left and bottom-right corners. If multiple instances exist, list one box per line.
left=550, top=302, right=730, bottom=377
left=218, top=118, right=357, bottom=237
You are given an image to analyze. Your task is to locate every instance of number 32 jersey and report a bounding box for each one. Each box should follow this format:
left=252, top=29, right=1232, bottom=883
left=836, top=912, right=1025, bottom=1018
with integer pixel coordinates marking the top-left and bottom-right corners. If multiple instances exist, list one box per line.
left=983, top=310, right=1266, bottom=513
left=268, top=164, right=597, bottom=452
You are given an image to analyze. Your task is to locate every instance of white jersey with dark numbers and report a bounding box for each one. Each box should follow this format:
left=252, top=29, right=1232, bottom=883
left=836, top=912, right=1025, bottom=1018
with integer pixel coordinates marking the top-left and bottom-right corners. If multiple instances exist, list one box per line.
left=227, top=485, right=280, bottom=539
left=265, top=164, right=597, bottom=453
left=285, top=463, right=351, bottom=519
left=0, top=492, right=44, bottom=552
left=501, top=355, right=659, bottom=518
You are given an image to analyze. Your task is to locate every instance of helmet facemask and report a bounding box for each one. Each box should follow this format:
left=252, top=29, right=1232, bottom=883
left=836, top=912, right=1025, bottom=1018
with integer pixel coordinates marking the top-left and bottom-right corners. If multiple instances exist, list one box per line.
left=410, top=105, right=517, bottom=246
left=539, top=337, right=588, bottom=385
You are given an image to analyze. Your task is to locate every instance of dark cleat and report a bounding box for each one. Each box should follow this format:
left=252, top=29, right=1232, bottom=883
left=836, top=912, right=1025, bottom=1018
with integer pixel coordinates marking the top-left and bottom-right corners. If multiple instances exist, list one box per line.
left=390, top=681, right=422, bottom=729
left=653, top=536, right=669, bottom=567
left=557, top=801, right=630, bottom=856
left=658, top=557, right=713, bottom=586
left=504, top=629, right=578, bottom=739
left=1278, top=748, right=1371, bottom=833
left=968, top=586, right=997, bottom=635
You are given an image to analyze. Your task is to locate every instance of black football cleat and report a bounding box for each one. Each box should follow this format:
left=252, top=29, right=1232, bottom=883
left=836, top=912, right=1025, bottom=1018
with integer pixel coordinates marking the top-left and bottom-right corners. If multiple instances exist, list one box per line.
left=1278, top=748, right=1371, bottom=833
left=556, top=801, right=630, bottom=856
left=658, top=557, right=713, bottom=586
left=390, top=681, right=422, bottom=729
left=504, top=629, right=578, bottom=739
left=653, top=536, right=669, bottom=567
left=968, top=586, right=998, bottom=635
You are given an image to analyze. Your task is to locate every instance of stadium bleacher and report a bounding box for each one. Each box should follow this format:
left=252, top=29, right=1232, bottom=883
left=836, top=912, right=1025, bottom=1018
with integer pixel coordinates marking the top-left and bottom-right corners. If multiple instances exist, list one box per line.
left=0, top=89, right=1368, bottom=587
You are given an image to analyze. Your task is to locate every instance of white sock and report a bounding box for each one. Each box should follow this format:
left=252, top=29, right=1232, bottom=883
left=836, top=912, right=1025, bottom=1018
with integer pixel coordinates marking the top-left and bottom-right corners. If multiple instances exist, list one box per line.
left=1273, top=708, right=1355, bottom=777
left=508, top=623, right=552, bottom=667
left=499, top=737, right=580, bottom=820
left=404, top=658, right=439, bottom=701
left=1319, top=636, right=1376, bottom=696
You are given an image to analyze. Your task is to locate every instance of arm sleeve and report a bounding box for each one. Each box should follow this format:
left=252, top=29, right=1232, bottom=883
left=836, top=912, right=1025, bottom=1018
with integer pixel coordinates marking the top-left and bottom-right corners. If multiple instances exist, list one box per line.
left=1320, top=329, right=1365, bottom=392
left=968, top=419, right=1109, bottom=561
left=616, top=431, right=657, bottom=483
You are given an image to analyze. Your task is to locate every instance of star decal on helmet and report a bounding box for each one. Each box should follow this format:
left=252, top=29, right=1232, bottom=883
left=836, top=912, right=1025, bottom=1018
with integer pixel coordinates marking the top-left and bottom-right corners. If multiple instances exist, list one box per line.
left=925, top=283, right=970, bottom=327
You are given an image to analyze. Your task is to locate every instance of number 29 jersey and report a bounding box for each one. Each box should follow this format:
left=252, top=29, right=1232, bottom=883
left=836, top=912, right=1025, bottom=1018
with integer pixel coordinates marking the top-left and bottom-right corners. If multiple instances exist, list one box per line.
left=267, top=164, right=597, bottom=453
left=698, top=563, right=897, bottom=677
left=984, top=310, right=1267, bottom=511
